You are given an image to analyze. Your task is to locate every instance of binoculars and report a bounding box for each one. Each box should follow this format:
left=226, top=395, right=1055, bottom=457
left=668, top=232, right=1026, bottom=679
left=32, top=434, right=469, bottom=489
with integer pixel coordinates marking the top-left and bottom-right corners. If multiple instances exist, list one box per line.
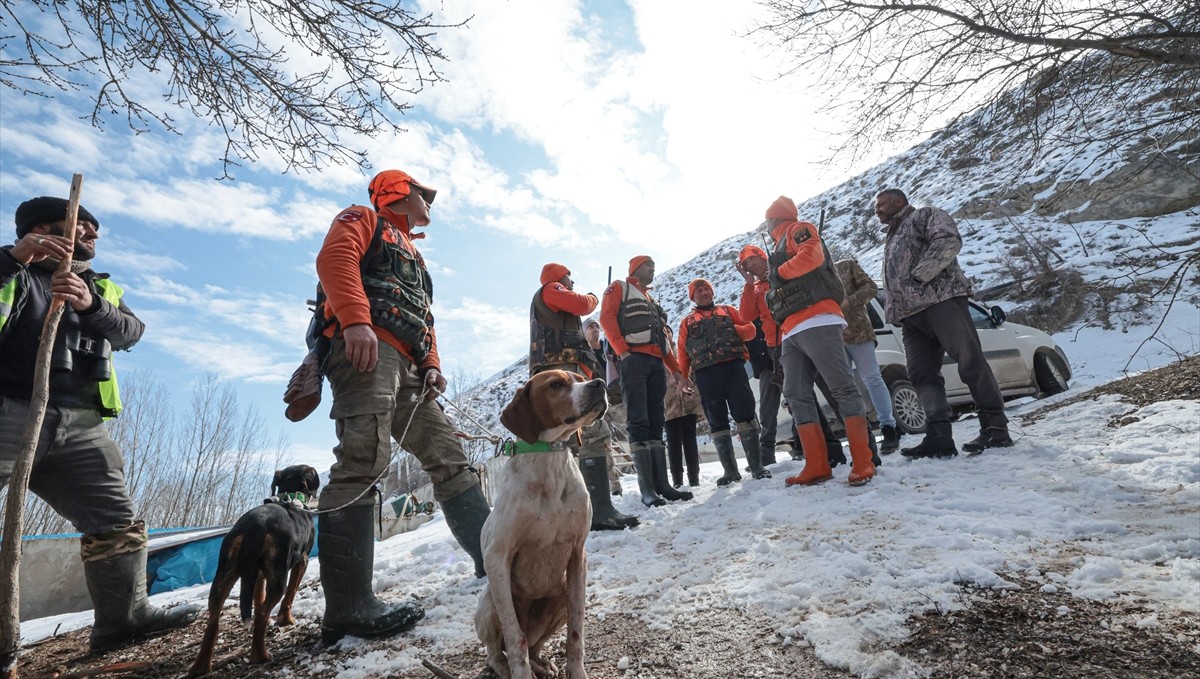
left=51, top=328, right=112, bottom=381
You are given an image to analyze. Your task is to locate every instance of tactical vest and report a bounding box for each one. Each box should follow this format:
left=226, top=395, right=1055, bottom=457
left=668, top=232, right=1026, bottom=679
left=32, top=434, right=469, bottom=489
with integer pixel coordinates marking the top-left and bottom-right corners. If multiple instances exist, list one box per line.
left=616, top=281, right=667, bottom=353
left=360, top=222, right=435, bottom=362
left=0, top=275, right=125, bottom=418
left=528, top=289, right=601, bottom=376
left=765, top=225, right=845, bottom=324
left=683, top=305, right=746, bottom=371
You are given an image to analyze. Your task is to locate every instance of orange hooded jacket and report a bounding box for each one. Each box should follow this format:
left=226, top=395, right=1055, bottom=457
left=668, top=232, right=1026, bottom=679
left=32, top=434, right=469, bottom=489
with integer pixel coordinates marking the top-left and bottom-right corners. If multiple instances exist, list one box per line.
left=676, top=304, right=755, bottom=378
left=770, top=220, right=844, bottom=335
left=599, top=277, right=679, bottom=373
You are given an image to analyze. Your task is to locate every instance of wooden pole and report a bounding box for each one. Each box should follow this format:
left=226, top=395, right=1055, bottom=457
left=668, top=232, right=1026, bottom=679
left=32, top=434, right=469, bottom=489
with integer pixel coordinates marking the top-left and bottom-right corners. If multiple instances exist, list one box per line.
left=0, top=174, right=84, bottom=678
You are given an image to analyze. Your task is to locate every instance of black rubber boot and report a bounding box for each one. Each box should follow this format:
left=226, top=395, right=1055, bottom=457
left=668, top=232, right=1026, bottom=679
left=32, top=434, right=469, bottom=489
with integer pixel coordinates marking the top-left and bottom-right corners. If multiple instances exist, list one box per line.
left=580, top=455, right=639, bottom=530
left=962, top=413, right=1014, bottom=454
left=880, top=425, right=901, bottom=455
left=649, top=442, right=693, bottom=501
left=440, top=482, right=491, bottom=577
left=901, top=421, right=958, bottom=459
left=85, top=548, right=201, bottom=653
left=713, top=430, right=742, bottom=486
left=736, top=421, right=771, bottom=479
left=318, top=505, right=425, bottom=644
left=631, top=442, right=666, bottom=507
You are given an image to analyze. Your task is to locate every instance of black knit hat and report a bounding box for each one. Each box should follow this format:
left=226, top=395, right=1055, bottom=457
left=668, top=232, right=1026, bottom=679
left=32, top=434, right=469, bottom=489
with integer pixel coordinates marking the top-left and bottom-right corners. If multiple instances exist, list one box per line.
left=14, top=197, right=100, bottom=238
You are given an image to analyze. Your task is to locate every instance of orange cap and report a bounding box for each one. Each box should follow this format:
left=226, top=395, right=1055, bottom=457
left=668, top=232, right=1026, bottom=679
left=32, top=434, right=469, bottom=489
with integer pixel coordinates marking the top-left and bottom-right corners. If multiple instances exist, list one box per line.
left=628, top=255, right=653, bottom=276
left=540, top=263, right=570, bottom=286
left=765, top=195, right=798, bottom=221
left=688, top=278, right=713, bottom=300
left=368, top=170, right=437, bottom=211
left=738, top=244, right=767, bottom=263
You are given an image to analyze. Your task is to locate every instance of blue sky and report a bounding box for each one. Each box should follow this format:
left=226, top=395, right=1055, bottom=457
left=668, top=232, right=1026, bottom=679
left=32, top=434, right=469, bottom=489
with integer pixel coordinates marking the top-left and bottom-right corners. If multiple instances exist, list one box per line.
left=0, top=0, right=888, bottom=467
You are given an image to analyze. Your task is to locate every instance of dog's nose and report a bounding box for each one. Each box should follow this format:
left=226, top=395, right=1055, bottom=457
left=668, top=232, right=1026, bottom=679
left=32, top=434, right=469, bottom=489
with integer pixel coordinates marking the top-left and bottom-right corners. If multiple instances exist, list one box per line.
left=585, top=379, right=605, bottom=392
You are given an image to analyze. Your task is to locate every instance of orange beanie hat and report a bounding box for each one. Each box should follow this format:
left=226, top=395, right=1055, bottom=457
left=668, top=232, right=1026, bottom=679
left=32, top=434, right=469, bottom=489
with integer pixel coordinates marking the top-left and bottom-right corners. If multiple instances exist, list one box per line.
left=765, top=195, right=798, bottom=221
left=688, top=278, right=713, bottom=300
left=738, top=244, right=767, bottom=263
left=540, top=263, right=570, bottom=286
left=628, top=255, right=653, bottom=276
left=367, top=170, right=438, bottom=211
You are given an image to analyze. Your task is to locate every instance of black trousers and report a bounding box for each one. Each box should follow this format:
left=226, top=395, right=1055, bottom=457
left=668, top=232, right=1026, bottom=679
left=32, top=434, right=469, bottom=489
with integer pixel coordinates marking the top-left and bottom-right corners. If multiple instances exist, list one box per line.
left=694, top=359, right=757, bottom=433
left=900, top=296, right=1007, bottom=425
left=665, top=414, right=700, bottom=484
left=618, top=352, right=667, bottom=443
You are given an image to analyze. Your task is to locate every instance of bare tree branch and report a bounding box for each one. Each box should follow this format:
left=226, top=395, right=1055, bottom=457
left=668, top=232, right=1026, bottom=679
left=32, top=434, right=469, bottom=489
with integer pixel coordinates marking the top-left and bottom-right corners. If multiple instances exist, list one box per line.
left=0, top=1, right=468, bottom=175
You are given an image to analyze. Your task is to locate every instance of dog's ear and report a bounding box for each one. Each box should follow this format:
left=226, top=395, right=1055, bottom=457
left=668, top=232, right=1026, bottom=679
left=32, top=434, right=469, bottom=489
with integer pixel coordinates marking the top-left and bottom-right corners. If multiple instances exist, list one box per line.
left=501, top=380, right=543, bottom=444
left=304, top=466, right=321, bottom=494
left=272, top=469, right=283, bottom=497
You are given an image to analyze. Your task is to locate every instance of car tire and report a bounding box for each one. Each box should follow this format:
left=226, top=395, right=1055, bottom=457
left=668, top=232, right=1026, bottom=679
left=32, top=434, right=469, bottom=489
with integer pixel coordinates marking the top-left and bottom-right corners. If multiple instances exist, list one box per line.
left=1034, top=351, right=1069, bottom=396
left=887, top=378, right=927, bottom=435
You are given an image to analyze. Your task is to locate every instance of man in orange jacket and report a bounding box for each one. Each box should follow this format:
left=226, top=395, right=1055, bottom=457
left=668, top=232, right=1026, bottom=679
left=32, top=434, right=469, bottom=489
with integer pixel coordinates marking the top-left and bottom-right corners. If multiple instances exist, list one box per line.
left=737, top=244, right=785, bottom=464
left=762, top=196, right=876, bottom=488
left=678, top=278, right=770, bottom=484
left=600, top=255, right=693, bottom=507
left=530, top=263, right=637, bottom=531
left=314, top=169, right=490, bottom=644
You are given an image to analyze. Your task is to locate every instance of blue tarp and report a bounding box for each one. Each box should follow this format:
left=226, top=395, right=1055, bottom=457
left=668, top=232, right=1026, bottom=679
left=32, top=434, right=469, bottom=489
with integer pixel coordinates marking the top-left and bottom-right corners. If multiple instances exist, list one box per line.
left=146, top=521, right=320, bottom=595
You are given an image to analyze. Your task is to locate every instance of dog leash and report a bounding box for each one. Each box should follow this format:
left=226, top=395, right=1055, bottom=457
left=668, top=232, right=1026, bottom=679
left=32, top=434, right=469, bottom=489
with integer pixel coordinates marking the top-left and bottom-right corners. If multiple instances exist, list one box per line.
left=301, top=381, right=435, bottom=517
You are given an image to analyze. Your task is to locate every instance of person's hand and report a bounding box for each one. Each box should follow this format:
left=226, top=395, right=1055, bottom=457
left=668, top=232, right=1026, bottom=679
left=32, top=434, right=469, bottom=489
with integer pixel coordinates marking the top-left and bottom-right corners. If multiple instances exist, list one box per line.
left=342, top=324, right=378, bottom=372
left=736, top=258, right=753, bottom=283
left=50, top=270, right=94, bottom=311
left=619, top=351, right=631, bottom=360
left=424, top=368, right=446, bottom=401
left=680, top=376, right=695, bottom=393
left=10, top=232, right=74, bottom=265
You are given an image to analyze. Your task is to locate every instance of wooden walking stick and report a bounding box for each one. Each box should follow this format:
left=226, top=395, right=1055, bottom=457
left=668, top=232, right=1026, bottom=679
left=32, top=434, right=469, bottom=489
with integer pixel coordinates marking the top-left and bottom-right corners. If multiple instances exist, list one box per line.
left=0, top=174, right=85, bottom=678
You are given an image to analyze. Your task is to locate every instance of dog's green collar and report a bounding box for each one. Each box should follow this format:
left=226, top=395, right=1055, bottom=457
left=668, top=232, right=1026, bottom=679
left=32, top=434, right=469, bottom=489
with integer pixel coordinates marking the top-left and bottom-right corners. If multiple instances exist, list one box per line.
left=276, top=491, right=309, bottom=504
left=500, top=439, right=559, bottom=456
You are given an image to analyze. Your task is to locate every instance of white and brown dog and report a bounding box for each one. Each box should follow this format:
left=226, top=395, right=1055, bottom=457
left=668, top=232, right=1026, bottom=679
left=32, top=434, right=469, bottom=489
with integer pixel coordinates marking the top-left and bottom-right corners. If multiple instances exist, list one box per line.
left=475, top=369, right=608, bottom=679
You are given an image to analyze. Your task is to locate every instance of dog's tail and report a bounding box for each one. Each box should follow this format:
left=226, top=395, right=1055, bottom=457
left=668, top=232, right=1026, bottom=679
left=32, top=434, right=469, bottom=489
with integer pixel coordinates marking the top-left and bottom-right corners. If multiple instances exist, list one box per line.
left=236, top=529, right=269, bottom=622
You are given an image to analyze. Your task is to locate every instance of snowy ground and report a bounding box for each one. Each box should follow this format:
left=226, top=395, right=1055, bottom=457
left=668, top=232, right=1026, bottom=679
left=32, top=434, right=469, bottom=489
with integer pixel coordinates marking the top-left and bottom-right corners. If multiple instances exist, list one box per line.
left=21, top=308, right=1200, bottom=678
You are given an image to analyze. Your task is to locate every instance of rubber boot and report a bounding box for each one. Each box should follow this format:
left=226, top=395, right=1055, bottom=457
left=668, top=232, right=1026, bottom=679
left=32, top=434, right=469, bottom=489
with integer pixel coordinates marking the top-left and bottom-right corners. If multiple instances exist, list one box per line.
left=631, top=441, right=666, bottom=507
left=785, top=423, right=834, bottom=486
left=736, top=420, right=771, bottom=480
left=85, top=548, right=201, bottom=653
left=580, top=455, right=639, bottom=530
left=713, top=430, right=742, bottom=486
left=845, top=415, right=877, bottom=486
left=440, top=482, right=490, bottom=577
left=962, top=413, right=1014, bottom=454
left=684, top=443, right=701, bottom=487
left=880, top=425, right=901, bottom=455
left=319, top=505, right=425, bottom=644
left=901, top=421, right=958, bottom=459
left=759, top=428, right=778, bottom=466
left=649, top=442, right=693, bottom=501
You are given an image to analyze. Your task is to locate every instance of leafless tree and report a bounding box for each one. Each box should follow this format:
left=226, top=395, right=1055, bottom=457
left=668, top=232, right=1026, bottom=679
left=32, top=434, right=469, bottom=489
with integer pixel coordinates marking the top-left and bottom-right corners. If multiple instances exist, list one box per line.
left=0, top=1, right=467, bottom=175
left=753, top=0, right=1200, bottom=160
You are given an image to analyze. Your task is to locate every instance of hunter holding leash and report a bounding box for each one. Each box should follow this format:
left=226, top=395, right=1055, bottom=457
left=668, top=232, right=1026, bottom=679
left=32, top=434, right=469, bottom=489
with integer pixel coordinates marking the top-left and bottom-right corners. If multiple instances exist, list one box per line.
left=530, top=263, right=638, bottom=531
left=0, top=197, right=199, bottom=652
left=313, top=169, right=491, bottom=644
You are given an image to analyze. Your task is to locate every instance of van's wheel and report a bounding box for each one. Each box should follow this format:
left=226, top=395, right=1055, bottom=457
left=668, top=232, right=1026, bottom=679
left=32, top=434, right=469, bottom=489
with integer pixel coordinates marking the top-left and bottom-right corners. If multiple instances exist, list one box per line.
left=1034, top=351, right=1069, bottom=396
left=887, top=378, right=927, bottom=434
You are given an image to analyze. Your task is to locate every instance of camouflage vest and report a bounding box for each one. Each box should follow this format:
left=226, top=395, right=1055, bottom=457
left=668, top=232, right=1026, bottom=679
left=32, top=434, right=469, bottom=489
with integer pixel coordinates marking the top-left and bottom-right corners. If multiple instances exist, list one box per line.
left=361, top=224, right=434, bottom=362
left=529, top=288, right=601, bottom=376
left=683, top=305, right=747, bottom=371
left=765, top=225, right=844, bottom=324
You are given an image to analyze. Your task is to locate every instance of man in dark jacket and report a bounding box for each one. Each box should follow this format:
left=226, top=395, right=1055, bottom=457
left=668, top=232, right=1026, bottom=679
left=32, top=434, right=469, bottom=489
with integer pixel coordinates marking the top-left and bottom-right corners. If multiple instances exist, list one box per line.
left=876, top=188, right=1012, bottom=457
left=0, top=197, right=199, bottom=652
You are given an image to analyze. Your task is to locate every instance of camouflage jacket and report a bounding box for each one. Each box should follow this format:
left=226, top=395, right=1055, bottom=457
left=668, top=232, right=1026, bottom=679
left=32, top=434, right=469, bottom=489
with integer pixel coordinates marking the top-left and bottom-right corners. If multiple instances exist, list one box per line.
left=835, top=259, right=878, bottom=345
left=881, top=205, right=974, bottom=323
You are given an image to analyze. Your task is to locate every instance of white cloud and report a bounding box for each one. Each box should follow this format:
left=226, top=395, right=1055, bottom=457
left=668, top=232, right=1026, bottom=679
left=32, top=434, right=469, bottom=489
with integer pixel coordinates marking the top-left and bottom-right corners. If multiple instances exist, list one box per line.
left=435, top=297, right=530, bottom=378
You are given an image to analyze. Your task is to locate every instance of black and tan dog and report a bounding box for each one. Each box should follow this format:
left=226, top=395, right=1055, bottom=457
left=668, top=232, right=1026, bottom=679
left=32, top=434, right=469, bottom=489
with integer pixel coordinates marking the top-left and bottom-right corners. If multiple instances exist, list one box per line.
left=188, top=465, right=320, bottom=677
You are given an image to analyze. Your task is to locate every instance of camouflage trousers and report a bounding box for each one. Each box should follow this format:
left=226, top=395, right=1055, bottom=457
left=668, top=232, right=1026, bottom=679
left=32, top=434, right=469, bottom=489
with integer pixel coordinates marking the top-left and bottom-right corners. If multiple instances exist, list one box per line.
left=0, top=396, right=144, bottom=560
left=322, top=338, right=478, bottom=510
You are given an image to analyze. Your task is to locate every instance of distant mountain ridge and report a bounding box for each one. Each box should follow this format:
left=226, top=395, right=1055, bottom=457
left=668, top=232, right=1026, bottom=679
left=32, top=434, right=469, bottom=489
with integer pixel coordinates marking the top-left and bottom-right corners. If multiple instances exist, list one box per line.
left=450, top=54, right=1198, bottom=440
